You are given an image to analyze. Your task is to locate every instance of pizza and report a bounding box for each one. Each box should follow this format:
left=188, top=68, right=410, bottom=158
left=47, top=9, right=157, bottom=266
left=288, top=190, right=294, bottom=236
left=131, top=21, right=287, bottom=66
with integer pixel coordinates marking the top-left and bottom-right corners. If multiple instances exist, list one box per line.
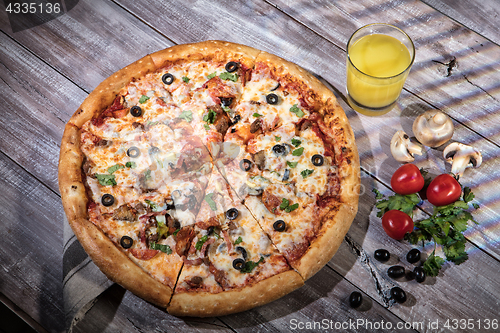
left=58, top=40, right=360, bottom=317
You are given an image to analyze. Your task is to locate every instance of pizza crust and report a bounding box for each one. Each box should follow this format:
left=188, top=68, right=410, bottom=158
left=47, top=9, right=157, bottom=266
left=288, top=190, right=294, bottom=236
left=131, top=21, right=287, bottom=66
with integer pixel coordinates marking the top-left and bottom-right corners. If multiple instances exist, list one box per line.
left=167, top=270, right=303, bottom=317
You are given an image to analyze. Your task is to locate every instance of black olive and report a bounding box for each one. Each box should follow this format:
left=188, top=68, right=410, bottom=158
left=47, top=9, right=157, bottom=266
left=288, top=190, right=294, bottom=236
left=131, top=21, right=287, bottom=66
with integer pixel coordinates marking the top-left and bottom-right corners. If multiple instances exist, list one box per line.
left=232, top=114, right=241, bottom=125
left=162, top=73, right=175, bottom=85
left=311, top=154, right=324, bottom=166
left=225, top=61, right=239, bottom=73
left=239, top=159, right=252, bottom=172
left=235, top=246, right=248, bottom=260
left=374, top=249, right=390, bottom=262
left=130, top=106, right=142, bottom=117
left=166, top=201, right=175, bottom=210
left=207, top=226, right=214, bottom=235
left=271, top=82, right=280, bottom=91
left=387, top=266, right=405, bottom=279
left=406, top=249, right=421, bottom=264
left=282, top=169, right=290, bottom=181
left=390, top=287, right=407, bottom=303
left=226, top=208, right=239, bottom=220
left=266, top=93, right=279, bottom=105
left=101, top=194, right=115, bottom=207
left=173, top=221, right=181, bottom=230
left=413, top=267, right=426, bottom=283
left=120, top=236, right=133, bottom=249
left=232, top=258, right=245, bottom=270
left=172, top=190, right=182, bottom=200
left=272, top=144, right=286, bottom=156
left=273, top=220, right=286, bottom=232
left=349, top=291, right=362, bottom=308
left=127, top=147, right=140, bottom=158
left=220, top=97, right=233, bottom=107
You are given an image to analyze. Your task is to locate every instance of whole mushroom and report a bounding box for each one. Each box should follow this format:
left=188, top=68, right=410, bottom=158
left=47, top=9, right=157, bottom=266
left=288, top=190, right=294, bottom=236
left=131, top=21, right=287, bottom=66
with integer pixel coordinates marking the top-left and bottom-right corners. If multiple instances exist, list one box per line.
left=412, top=110, right=454, bottom=147
left=443, top=142, right=482, bottom=177
left=390, top=130, right=424, bottom=163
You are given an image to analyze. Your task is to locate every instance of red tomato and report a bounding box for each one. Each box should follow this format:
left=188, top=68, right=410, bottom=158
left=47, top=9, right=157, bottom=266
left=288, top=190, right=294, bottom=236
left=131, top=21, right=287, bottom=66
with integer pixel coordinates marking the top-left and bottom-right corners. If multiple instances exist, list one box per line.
left=390, top=164, right=425, bottom=195
left=382, top=210, right=414, bottom=240
left=426, top=174, right=462, bottom=206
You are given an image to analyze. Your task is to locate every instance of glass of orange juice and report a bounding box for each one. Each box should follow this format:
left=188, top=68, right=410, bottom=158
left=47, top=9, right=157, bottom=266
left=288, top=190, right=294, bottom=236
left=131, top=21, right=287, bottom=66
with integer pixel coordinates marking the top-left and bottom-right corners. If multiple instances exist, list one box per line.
left=346, top=23, right=415, bottom=116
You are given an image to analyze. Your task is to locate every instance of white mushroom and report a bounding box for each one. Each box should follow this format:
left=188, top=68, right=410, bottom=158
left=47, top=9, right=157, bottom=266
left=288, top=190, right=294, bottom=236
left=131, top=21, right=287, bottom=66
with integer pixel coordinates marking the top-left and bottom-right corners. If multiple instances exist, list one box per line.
left=390, top=130, right=424, bottom=163
left=443, top=142, right=482, bottom=177
left=412, top=110, right=454, bottom=147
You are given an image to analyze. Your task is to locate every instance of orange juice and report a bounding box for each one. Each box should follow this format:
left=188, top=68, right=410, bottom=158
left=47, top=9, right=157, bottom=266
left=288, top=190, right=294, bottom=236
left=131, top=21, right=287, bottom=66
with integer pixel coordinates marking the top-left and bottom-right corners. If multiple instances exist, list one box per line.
left=347, top=33, right=413, bottom=115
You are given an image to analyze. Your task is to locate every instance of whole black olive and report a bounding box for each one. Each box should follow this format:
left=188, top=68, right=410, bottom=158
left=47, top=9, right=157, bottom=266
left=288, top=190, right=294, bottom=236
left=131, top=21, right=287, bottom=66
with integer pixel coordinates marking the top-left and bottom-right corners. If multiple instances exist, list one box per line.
left=235, top=246, right=248, bottom=260
left=162, top=73, right=175, bottom=85
left=226, top=208, right=239, bottom=220
left=239, top=159, right=252, bottom=172
left=130, top=106, right=142, bottom=117
left=273, top=220, right=286, bottom=232
left=406, top=248, right=421, bottom=264
left=266, top=93, right=279, bottom=105
left=413, top=267, right=426, bottom=283
left=232, top=258, right=245, bottom=270
left=387, top=266, right=405, bottom=279
left=272, top=144, right=286, bottom=156
left=390, top=287, right=407, bottom=303
left=311, top=154, right=324, bottom=166
left=374, top=249, right=390, bottom=262
left=101, top=194, right=115, bottom=207
left=120, top=236, right=133, bottom=249
left=127, top=147, right=140, bottom=158
left=225, top=61, right=239, bottom=73
left=349, top=291, right=363, bottom=308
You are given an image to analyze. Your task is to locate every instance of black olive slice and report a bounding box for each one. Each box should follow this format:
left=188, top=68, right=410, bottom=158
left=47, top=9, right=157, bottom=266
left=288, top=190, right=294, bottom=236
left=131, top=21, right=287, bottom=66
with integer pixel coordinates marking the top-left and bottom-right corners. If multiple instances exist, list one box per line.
left=266, top=93, right=279, bottom=105
left=225, top=61, right=239, bottom=73
left=273, top=220, right=286, bottom=232
left=226, top=208, right=239, bottom=220
left=120, top=236, right=133, bottom=249
left=271, top=82, right=280, bottom=91
left=232, top=258, right=245, bottom=270
left=406, top=248, right=421, bottom=264
left=239, top=159, right=252, bottom=172
left=349, top=291, right=362, bottom=308
left=127, top=146, right=140, bottom=158
left=162, top=73, right=175, bottom=85
left=282, top=169, right=290, bottom=181
left=235, top=246, right=248, bottom=260
left=311, top=154, right=324, bottom=166
left=130, top=106, right=142, bottom=117
left=272, top=144, right=286, bottom=156
left=101, top=194, right=115, bottom=207
left=387, top=265, right=405, bottom=279
left=374, top=249, right=390, bottom=262
left=220, top=97, right=233, bottom=107
left=390, top=287, right=407, bottom=303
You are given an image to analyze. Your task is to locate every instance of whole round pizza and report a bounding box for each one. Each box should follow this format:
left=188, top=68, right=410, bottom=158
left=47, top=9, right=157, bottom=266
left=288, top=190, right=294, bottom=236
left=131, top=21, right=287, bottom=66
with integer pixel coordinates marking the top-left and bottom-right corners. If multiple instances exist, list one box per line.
left=58, top=40, right=360, bottom=316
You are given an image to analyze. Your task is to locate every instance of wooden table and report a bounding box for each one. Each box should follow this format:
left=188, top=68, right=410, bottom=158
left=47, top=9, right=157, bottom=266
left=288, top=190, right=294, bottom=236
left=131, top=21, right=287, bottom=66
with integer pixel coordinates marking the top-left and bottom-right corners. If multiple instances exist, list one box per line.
left=1, top=0, right=499, bottom=332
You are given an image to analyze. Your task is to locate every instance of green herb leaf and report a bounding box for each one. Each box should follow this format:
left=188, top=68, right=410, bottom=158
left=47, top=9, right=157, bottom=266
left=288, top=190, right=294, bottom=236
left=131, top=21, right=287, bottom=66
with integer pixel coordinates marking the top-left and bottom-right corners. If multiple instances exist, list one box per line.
left=107, top=164, right=124, bottom=174
left=463, top=187, right=474, bottom=203
left=125, top=161, right=136, bottom=168
left=285, top=203, right=299, bottom=213
left=150, top=242, right=172, bottom=254
left=96, top=174, right=117, bottom=186
left=253, top=113, right=263, bottom=118
left=145, top=199, right=158, bottom=210
left=207, top=72, right=217, bottom=79
left=204, top=124, right=210, bottom=131
left=234, top=236, right=243, bottom=245
left=182, top=76, right=190, bottom=83
left=173, top=229, right=180, bottom=236
left=139, top=95, right=150, bottom=104
left=204, top=193, right=217, bottom=211
left=290, top=104, right=304, bottom=117
left=291, top=138, right=301, bottom=147
left=222, top=106, right=231, bottom=113
left=292, top=147, right=304, bottom=156
left=275, top=136, right=281, bottom=142
left=372, top=188, right=384, bottom=200
left=144, top=169, right=152, bottom=180
left=241, top=257, right=264, bottom=273
left=286, top=161, right=298, bottom=168
left=423, top=251, right=445, bottom=277
left=178, top=110, right=193, bottom=122
left=195, top=235, right=209, bottom=251
left=300, top=169, right=314, bottom=179
left=219, top=72, right=238, bottom=82
left=279, top=198, right=290, bottom=210
left=203, top=109, right=217, bottom=124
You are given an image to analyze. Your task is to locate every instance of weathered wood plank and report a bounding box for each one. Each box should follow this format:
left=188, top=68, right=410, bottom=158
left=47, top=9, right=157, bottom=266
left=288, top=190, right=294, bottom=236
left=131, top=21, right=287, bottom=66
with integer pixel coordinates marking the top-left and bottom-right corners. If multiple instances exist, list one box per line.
left=0, top=151, right=65, bottom=333
left=421, top=0, right=500, bottom=46
left=266, top=0, right=500, bottom=143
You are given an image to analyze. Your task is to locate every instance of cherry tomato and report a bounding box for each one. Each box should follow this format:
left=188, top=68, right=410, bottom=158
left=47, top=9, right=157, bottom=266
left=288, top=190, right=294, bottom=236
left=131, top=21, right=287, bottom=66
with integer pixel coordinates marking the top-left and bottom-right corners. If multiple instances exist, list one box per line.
left=391, top=164, right=425, bottom=195
left=382, top=210, right=414, bottom=240
left=426, top=174, right=462, bottom=206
